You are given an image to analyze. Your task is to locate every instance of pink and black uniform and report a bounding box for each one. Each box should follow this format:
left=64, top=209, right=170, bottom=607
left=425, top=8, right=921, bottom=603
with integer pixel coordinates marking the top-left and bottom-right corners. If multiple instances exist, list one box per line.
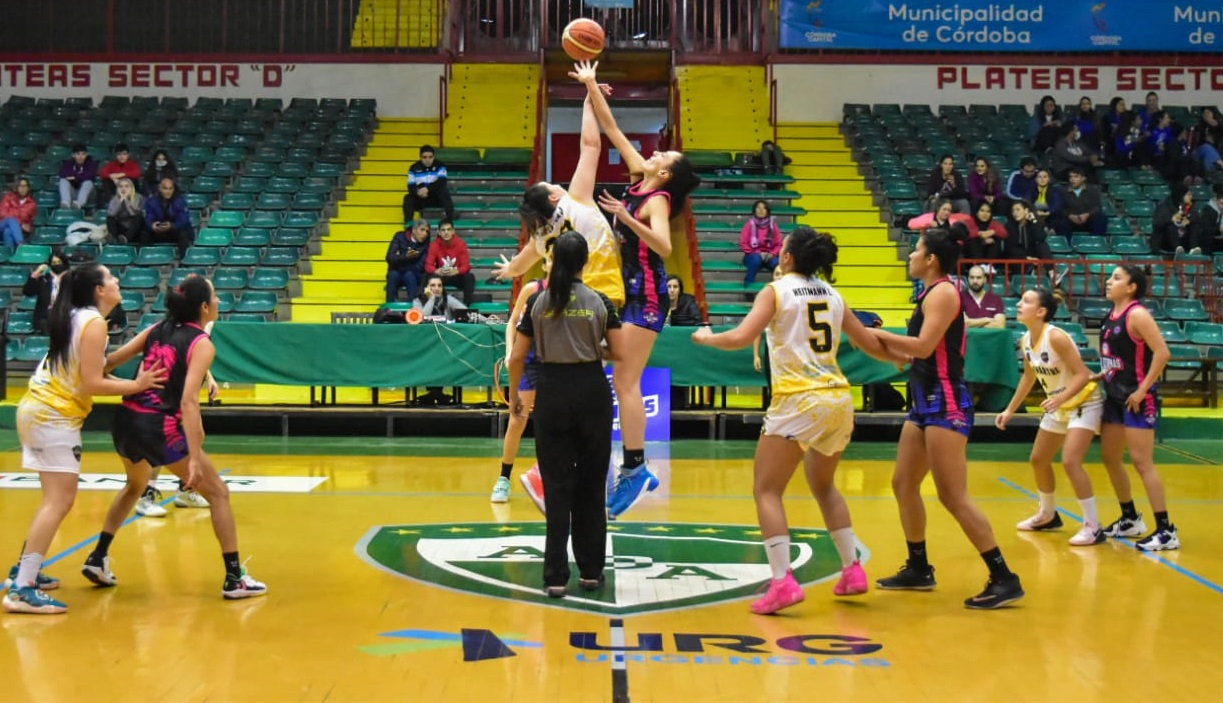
left=1099, top=301, right=1158, bottom=429
left=111, top=321, right=210, bottom=466
left=616, top=183, right=671, bottom=333
left=906, top=277, right=974, bottom=436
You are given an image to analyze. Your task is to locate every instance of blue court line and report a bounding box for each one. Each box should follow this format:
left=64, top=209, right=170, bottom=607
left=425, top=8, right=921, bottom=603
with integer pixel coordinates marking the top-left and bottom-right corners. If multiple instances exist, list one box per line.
left=42, top=495, right=177, bottom=568
left=997, top=476, right=1223, bottom=597
left=381, top=628, right=543, bottom=648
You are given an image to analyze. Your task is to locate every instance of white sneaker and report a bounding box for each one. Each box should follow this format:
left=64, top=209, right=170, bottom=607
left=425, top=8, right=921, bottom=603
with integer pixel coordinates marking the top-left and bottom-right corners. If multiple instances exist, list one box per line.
left=490, top=476, right=511, bottom=503
left=1068, top=522, right=1107, bottom=546
left=81, top=555, right=117, bottom=587
left=1103, top=514, right=1147, bottom=538
left=136, top=494, right=167, bottom=518
left=222, top=566, right=268, bottom=600
left=175, top=490, right=210, bottom=508
left=1136, top=526, right=1180, bottom=551
left=1190, top=247, right=1202, bottom=255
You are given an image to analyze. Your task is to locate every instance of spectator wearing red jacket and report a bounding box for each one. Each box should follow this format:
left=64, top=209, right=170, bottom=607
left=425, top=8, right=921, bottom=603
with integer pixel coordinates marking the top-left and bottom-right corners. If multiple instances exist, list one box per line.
left=425, top=219, right=475, bottom=305
left=0, top=177, right=38, bottom=248
left=98, top=143, right=143, bottom=204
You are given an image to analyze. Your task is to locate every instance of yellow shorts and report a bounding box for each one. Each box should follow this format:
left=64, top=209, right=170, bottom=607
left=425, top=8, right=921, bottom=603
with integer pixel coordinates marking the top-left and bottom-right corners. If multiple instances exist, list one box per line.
left=763, top=390, right=855, bottom=456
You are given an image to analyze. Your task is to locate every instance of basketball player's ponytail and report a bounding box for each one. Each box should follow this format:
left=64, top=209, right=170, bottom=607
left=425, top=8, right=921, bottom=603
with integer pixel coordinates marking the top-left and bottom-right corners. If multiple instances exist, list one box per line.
left=787, top=226, right=838, bottom=283
left=46, top=262, right=107, bottom=374
left=520, top=183, right=558, bottom=235
left=544, top=232, right=590, bottom=319
left=164, top=274, right=213, bottom=327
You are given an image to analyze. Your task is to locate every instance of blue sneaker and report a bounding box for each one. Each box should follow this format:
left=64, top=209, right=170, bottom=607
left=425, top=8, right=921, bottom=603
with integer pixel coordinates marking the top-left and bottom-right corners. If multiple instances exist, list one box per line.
left=606, top=465, right=660, bottom=520
left=4, top=565, right=60, bottom=592
left=2, top=586, right=67, bottom=614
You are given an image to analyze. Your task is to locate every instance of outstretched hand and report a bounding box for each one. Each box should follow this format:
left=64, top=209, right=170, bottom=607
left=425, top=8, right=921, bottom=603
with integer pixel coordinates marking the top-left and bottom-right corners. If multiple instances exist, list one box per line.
left=492, top=254, right=513, bottom=281
left=596, top=189, right=626, bottom=218
left=568, top=60, right=598, bottom=84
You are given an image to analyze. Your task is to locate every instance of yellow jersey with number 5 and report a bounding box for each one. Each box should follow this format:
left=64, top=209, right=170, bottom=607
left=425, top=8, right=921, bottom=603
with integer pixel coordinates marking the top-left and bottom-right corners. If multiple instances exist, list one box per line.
left=765, top=273, right=849, bottom=395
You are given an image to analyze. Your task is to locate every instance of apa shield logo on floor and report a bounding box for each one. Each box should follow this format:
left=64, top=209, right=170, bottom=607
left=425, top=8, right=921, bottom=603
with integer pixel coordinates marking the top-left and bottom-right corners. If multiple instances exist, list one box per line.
left=357, top=522, right=858, bottom=615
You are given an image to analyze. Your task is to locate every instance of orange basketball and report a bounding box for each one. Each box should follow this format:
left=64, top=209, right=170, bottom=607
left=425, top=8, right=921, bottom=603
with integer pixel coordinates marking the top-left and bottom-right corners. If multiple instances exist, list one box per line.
left=562, top=18, right=605, bottom=61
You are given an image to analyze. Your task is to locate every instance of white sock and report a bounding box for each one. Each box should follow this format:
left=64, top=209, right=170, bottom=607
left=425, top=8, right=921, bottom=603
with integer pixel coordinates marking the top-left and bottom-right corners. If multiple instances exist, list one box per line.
left=1039, top=491, right=1056, bottom=515
left=1079, top=497, right=1099, bottom=526
left=763, top=536, right=791, bottom=581
left=15, top=552, right=43, bottom=588
left=829, top=527, right=857, bottom=568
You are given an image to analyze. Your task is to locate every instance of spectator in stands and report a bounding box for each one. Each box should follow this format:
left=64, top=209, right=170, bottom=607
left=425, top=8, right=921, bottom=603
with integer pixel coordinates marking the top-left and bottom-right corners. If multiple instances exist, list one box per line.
left=1151, top=182, right=1202, bottom=255
left=386, top=220, right=431, bottom=302
left=1136, top=91, right=1161, bottom=131
left=0, top=176, right=37, bottom=248
left=1162, top=125, right=1207, bottom=186
left=403, top=145, right=456, bottom=223
left=105, top=177, right=145, bottom=245
left=1051, top=123, right=1104, bottom=181
left=1099, top=97, right=1129, bottom=160
left=760, top=140, right=790, bottom=175
left=664, top=275, right=702, bottom=326
left=1073, top=96, right=1101, bottom=151
left=739, top=200, right=782, bottom=285
left=412, top=273, right=496, bottom=323
left=1031, top=169, right=1064, bottom=231
left=24, top=250, right=68, bottom=335
left=960, top=265, right=1006, bottom=329
left=425, top=219, right=475, bottom=305
left=1054, top=168, right=1107, bottom=238
left=143, top=178, right=194, bottom=257
left=58, top=143, right=97, bottom=210
left=1005, top=156, right=1039, bottom=205
left=1146, top=111, right=1177, bottom=176
left=1111, top=112, right=1145, bottom=169
left=1198, top=184, right=1223, bottom=255
left=1192, top=106, right=1223, bottom=149
left=1030, top=95, right=1064, bottom=153
left=968, top=157, right=1004, bottom=210
left=1194, top=121, right=1223, bottom=174
left=1005, top=199, right=1054, bottom=265
left=97, top=143, right=142, bottom=205
left=141, top=149, right=178, bottom=198
left=908, top=198, right=971, bottom=233
left=964, top=202, right=1007, bottom=262
left=925, top=154, right=970, bottom=214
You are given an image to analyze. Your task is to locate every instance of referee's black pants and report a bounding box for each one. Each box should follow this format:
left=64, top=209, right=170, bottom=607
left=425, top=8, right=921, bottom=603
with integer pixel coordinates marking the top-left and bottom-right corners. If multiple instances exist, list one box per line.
left=534, top=362, right=613, bottom=588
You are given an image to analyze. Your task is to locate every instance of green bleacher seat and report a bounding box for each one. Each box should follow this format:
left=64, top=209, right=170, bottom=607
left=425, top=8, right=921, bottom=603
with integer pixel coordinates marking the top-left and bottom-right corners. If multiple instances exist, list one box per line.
left=98, top=245, right=137, bottom=267
left=202, top=161, right=236, bottom=179
left=434, top=148, right=482, bottom=165
left=271, top=229, right=310, bottom=247
left=299, top=178, right=334, bottom=195
left=282, top=211, right=319, bottom=229
left=121, top=268, right=161, bottom=289
left=234, top=228, right=271, bottom=247
left=482, top=148, right=532, bottom=166
left=1111, top=236, right=1148, bottom=255
left=168, top=267, right=207, bottom=288
left=11, top=245, right=51, bottom=265
left=1046, top=236, right=1072, bottom=255
left=6, top=311, right=34, bottom=335
left=245, top=211, right=283, bottom=229
left=16, top=335, right=49, bottom=362
left=684, top=151, right=734, bottom=169
left=6, top=338, right=17, bottom=361
left=181, top=247, right=222, bottom=267
left=221, top=192, right=256, bottom=210
left=208, top=211, right=245, bottom=228
left=309, top=163, right=343, bottom=179
left=256, top=193, right=292, bottom=211
left=260, top=248, right=300, bottom=267
left=0, top=289, right=11, bottom=308
left=1167, top=344, right=1203, bottom=370
left=235, top=291, right=278, bottom=314
left=265, top=177, right=300, bottom=193
left=697, top=240, right=740, bottom=253
left=0, top=246, right=11, bottom=264
left=135, top=245, right=176, bottom=267
left=196, top=227, right=235, bottom=248
left=706, top=303, right=752, bottom=318
left=225, top=313, right=269, bottom=323
left=1186, top=321, right=1223, bottom=346
left=213, top=267, right=250, bottom=290
left=222, top=247, right=261, bottom=266
left=292, top=193, right=327, bottom=211
left=15, top=294, right=36, bottom=311
left=1165, top=299, right=1210, bottom=322
left=137, top=312, right=161, bottom=332
left=1157, top=320, right=1188, bottom=343
left=216, top=292, right=238, bottom=313
left=190, top=176, right=225, bottom=195
left=231, top=176, right=268, bottom=194
left=119, top=290, right=145, bottom=312
left=249, top=267, right=290, bottom=290
left=1071, top=237, right=1111, bottom=255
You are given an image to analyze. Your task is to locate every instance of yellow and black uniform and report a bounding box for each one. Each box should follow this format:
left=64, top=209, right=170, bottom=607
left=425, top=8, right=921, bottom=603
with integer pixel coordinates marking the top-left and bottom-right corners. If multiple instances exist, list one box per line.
left=1022, top=324, right=1104, bottom=434
left=516, top=280, right=621, bottom=589
left=762, top=273, right=855, bottom=456
left=533, top=194, right=625, bottom=307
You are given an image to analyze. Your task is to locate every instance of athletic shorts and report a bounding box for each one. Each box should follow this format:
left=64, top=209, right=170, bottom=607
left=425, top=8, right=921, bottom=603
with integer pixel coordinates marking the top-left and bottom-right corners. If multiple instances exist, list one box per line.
left=620, top=295, right=668, bottom=333
left=112, top=406, right=191, bottom=467
left=16, top=402, right=83, bottom=474
left=1102, top=394, right=1158, bottom=430
left=907, top=379, right=974, bottom=437
left=763, top=390, right=855, bottom=456
left=1039, top=398, right=1104, bottom=435
left=518, top=362, right=540, bottom=392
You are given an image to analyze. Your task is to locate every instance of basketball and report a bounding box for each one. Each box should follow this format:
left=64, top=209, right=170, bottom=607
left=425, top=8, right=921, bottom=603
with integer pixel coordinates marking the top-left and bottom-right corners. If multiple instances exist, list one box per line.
left=562, top=18, right=605, bottom=61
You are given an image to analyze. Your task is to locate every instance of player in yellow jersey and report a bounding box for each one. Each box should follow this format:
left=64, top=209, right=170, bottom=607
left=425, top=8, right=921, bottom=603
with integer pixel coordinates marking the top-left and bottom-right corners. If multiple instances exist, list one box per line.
left=693, top=227, right=899, bottom=614
left=490, top=84, right=624, bottom=508
left=3, top=263, right=166, bottom=615
left=996, top=288, right=1107, bottom=546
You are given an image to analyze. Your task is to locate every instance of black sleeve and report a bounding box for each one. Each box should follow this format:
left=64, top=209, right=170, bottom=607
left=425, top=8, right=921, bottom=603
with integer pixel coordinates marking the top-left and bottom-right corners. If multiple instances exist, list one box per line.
left=598, top=291, right=622, bottom=330
left=516, top=291, right=542, bottom=337
left=22, top=274, right=40, bottom=296
left=672, top=295, right=704, bottom=326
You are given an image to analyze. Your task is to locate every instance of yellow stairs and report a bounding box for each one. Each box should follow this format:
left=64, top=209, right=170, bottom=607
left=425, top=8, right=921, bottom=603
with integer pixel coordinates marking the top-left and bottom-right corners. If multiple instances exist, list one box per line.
left=777, top=123, right=911, bottom=326
left=291, top=118, right=439, bottom=323
left=351, top=0, right=439, bottom=48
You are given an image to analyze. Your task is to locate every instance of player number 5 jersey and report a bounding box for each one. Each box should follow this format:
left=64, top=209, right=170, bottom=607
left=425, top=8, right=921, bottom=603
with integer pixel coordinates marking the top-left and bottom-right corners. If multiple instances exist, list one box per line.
left=766, top=274, right=849, bottom=395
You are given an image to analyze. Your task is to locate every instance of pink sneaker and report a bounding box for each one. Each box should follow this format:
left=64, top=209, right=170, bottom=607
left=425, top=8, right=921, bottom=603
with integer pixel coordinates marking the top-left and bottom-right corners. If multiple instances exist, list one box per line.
left=519, top=464, right=546, bottom=515
left=833, top=560, right=869, bottom=596
left=750, top=570, right=805, bottom=615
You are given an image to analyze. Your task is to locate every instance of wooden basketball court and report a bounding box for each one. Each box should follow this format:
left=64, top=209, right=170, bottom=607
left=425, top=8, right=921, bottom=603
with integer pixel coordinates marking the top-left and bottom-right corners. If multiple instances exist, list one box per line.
left=1, top=435, right=1221, bottom=701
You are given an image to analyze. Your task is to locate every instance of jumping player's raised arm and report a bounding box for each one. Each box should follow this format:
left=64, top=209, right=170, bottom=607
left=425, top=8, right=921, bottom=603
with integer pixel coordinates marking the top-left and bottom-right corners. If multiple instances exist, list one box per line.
left=570, top=61, right=646, bottom=179
left=568, top=94, right=603, bottom=205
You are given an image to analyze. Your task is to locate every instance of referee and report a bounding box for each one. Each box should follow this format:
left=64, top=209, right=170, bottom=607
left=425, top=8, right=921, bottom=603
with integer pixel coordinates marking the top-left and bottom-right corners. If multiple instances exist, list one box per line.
left=509, top=231, right=623, bottom=598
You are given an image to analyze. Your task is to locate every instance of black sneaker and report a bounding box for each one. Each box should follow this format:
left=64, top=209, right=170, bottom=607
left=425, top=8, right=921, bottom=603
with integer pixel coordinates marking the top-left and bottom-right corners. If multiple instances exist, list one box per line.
left=964, top=574, right=1024, bottom=610
left=875, top=561, right=936, bottom=590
